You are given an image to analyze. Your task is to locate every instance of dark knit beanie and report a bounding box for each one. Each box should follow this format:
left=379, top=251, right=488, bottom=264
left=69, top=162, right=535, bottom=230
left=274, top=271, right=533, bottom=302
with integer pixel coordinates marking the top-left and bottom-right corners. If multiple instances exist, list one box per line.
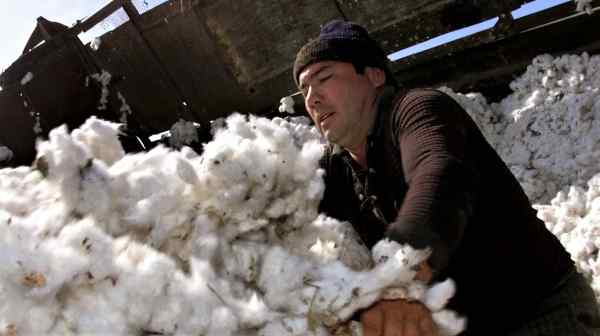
left=293, top=20, right=396, bottom=87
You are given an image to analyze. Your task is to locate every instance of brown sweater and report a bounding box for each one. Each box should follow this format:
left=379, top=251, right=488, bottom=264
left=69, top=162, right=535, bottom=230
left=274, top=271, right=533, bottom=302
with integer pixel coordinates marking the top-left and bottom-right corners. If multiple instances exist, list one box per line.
left=319, top=87, right=574, bottom=333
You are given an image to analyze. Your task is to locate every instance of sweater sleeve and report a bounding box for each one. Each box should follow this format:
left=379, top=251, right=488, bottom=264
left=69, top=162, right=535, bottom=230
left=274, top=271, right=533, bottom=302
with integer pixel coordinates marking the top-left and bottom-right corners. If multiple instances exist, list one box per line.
left=385, top=89, right=479, bottom=272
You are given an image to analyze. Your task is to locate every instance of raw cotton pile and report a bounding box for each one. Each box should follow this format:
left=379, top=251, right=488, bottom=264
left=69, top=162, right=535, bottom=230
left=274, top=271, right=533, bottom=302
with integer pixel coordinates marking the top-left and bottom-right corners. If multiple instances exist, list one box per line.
left=536, top=175, right=600, bottom=300
left=441, top=52, right=600, bottom=204
left=442, top=52, right=600, bottom=302
left=0, top=115, right=463, bottom=335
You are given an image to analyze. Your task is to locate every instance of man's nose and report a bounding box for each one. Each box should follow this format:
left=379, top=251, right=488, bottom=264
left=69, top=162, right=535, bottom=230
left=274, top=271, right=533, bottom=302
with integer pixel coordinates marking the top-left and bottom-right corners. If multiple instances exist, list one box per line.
left=305, top=85, right=321, bottom=108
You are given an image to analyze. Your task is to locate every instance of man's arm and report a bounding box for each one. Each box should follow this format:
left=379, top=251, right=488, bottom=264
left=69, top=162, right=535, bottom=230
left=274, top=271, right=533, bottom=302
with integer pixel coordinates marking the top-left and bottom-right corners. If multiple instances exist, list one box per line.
left=359, top=90, right=476, bottom=336
left=386, top=89, right=478, bottom=273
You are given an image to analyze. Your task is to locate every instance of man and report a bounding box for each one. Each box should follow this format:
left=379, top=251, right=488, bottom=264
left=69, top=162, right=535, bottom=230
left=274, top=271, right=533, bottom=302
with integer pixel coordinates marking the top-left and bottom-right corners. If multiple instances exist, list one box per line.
left=293, top=20, right=600, bottom=335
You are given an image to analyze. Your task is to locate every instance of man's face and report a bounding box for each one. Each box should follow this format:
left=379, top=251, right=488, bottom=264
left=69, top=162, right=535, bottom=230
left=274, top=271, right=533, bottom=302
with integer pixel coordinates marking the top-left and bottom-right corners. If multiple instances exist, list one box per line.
left=298, top=61, right=382, bottom=148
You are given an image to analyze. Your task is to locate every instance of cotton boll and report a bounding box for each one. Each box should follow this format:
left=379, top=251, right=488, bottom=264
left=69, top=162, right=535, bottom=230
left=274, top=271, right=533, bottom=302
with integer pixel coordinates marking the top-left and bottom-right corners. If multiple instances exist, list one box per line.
left=258, top=246, right=316, bottom=313
left=72, top=116, right=125, bottom=165
left=176, top=259, right=230, bottom=332
left=175, top=155, right=199, bottom=185
left=169, top=119, right=199, bottom=149
left=61, top=285, right=131, bottom=335
left=221, top=240, right=265, bottom=284
left=278, top=95, right=295, bottom=114
left=112, top=238, right=178, bottom=324
left=30, top=237, right=89, bottom=297
left=0, top=217, right=85, bottom=299
left=0, top=295, right=60, bottom=335
left=372, top=239, right=404, bottom=264
left=76, top=159, right=113, bottom=217
left=58, top=218, right=116, bottom=281
left=432, top=310, right=468, bottom=336
left=36, top=126, right=92, bottom=209
left=259, top=317, right=329, bottom=336
left=285, top=215, right=372, bottom=270
left=424, top=278, right=456, bottom=312
left=206, top=306, right=239, bottom=335
left=309, top=246, right=429, bottom=324
left=294, top=140, right=325, bottom=182
left=242, top=294, right=280, bottom=328
left=310, top=238, right=340, bottom=263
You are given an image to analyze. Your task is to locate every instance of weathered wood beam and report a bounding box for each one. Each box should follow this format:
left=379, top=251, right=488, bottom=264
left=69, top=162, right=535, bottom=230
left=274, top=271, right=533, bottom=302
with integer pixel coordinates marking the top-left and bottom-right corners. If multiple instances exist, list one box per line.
left=391, top=0, right=599, bottom=73
left=391, top=2, right=600, bottom=99
left=339, top=0, right=530, bottom=53
left=71, top=0, right=125, bottom=34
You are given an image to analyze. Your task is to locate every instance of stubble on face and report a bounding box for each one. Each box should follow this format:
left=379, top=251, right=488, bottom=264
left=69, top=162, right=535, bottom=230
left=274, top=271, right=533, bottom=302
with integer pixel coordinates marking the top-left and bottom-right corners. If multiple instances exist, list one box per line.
left=300, top=62, right=379, bottom=150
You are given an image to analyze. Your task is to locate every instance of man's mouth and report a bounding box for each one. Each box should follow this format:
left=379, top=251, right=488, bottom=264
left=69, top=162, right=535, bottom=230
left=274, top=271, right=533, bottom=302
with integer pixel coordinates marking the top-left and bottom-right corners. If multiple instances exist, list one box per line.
left=319, top=112, right=334, bottom=123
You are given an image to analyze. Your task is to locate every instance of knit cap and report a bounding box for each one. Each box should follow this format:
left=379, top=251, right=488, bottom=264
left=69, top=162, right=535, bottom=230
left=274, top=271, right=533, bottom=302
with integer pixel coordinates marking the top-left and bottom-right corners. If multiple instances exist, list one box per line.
left=293, top=20, right=394, bottom=86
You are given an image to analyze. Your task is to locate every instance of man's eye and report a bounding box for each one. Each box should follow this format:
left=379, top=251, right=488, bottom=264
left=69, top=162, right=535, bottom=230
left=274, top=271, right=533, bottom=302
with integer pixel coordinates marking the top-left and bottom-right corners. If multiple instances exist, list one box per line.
left=319, top=74, right=332, bottom=82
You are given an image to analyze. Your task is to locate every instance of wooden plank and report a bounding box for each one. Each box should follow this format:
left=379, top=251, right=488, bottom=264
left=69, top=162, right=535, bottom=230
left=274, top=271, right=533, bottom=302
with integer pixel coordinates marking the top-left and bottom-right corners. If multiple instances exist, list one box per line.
left=197, top=0, right=341, bottom=86
left=72, top=0, right=125, bottom=34
left=391, top=5, right=600, bottom=100
left=391, top=0, right=597, bottom=72
left=0, top=36, right=100, bottom=165
left=338, top=0, right=527, bottom=53
left=138, top=4, right=253, bottom=123
left=90, top=23, right=185, bottom=131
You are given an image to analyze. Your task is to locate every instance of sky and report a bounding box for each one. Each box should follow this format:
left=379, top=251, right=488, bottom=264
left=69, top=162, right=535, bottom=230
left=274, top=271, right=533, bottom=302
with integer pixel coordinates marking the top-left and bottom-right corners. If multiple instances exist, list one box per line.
left=0, top=0, right=168, bottom=73
left=0, top=0, right=572, bottom=74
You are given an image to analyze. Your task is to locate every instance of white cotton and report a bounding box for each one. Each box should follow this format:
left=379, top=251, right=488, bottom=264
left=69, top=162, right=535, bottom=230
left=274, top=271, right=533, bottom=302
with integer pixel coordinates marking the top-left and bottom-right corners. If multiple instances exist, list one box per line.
left=0, top=146, right=13, bottom=162
left=260, top=317, right=330, bottom=336
left=433, top=310, right=468, bottom=336
left=72, top=117, right=125, bottom=165
left=442, top=53, right=600, bottom=203
left=206, top=306, right=238, bottom=336
left=90, top=70, right=112, bottom=110
left=258, top=246, right=316, bottom=313
left=310, top=238, right=339, bottom=263
left=31, top=111, right=42, bottom=135
left=0, top=111, right=466, bottom=335
left=574, top=0, right=594, bottom=14
left=20, top=72, right=34, bottom=85
left=169, top=119, right=199, bottom=148
left=58, top=218, right=116, bottom=281
left=90, top=37, right=102, bottom=51
left=535, top=173, right=600, bottom=301
left=117, top=92, right=133, bottom=123
left=278, top=95, right=296, bottom=114
left=424, top=278, right=456, bottom=312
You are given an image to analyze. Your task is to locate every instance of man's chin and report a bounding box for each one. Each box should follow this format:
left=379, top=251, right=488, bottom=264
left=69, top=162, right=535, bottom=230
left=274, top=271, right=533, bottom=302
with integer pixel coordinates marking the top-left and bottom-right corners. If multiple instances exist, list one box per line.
left=323, top=130, right=340, bottom=144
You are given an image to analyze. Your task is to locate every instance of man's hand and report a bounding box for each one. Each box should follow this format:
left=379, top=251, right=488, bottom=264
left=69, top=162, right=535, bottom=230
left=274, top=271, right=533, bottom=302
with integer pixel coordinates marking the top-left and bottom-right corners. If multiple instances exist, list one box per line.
left=360, top=299, right=438, bottom=336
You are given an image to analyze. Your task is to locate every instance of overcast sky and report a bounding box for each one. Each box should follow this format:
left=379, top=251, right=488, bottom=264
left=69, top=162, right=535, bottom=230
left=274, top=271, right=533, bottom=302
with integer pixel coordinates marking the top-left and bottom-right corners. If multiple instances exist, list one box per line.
left=0, top=0, right=571, bottom=73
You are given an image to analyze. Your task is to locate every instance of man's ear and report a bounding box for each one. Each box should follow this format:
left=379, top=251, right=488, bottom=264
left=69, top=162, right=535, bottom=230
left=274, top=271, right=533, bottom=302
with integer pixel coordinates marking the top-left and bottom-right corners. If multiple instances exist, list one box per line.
left=365, top=67, right=386, bottom=88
